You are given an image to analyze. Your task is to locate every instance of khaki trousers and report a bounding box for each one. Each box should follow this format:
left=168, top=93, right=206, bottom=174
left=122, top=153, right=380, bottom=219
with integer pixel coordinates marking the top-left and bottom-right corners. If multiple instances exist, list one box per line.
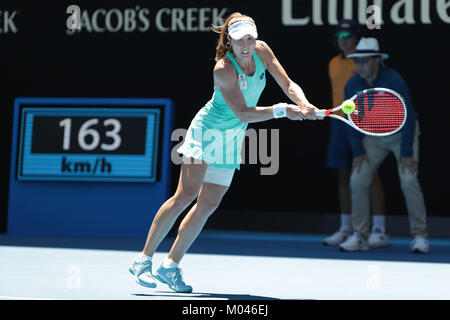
left=350, top=122, right=427, bottom=239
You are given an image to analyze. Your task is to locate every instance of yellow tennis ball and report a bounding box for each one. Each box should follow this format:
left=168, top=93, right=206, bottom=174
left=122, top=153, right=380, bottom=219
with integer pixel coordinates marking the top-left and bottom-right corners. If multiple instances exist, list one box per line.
left=342, top=100, right=356, bottom=114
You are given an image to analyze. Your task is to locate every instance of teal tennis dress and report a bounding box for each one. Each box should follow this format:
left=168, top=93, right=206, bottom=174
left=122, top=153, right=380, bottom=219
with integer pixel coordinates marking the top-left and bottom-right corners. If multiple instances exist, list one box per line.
left=177, top=51, right=267, bottom=169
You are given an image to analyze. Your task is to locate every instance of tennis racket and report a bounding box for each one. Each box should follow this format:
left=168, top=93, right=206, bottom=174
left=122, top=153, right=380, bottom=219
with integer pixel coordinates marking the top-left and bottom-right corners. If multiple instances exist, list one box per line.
left=316, top=88, right=407, bottom=136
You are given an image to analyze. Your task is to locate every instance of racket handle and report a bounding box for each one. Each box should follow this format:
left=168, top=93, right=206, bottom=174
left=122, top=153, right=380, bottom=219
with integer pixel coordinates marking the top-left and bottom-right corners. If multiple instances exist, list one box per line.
left=315, top=109, right=327, bottom=117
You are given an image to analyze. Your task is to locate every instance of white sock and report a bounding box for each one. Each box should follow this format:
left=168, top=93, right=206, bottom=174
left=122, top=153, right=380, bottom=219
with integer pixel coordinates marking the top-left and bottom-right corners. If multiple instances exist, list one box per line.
left=137, top=253, right=152, bottom=262
left=372, top=215, right=386, bottom=233
left=163, top=258, right=179, bottom=269
left=339, top=213, right=353, bottom=232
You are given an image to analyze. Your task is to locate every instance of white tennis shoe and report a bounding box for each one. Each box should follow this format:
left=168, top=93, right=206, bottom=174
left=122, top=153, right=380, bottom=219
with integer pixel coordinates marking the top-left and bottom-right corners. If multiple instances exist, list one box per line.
left=410, top=236, right=430, bottom=253
left=323, top=230, right=352, bottom=246
left=339, top=233, right=370, bottom=252
left=368, top=229, right=390, bottom=248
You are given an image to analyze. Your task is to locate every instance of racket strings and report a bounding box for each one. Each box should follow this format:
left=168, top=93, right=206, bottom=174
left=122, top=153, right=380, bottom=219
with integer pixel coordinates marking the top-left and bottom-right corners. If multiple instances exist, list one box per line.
left=350, top=92, right=405, bottom=134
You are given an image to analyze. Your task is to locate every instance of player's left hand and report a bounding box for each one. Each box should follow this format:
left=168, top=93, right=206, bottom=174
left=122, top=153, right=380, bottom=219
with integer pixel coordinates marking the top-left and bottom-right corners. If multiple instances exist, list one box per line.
left=400, top=157, right=417, bottom=174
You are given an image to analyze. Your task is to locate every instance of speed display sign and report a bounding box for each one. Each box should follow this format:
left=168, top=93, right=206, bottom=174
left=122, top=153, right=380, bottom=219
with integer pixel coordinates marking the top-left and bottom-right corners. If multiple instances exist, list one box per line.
left=16, top=98, right=168, bottom=182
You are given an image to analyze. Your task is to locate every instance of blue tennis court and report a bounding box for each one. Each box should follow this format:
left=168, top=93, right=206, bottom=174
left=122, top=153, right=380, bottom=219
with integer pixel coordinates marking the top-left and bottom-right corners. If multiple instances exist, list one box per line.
left=1, top=231, right=449, bottom=300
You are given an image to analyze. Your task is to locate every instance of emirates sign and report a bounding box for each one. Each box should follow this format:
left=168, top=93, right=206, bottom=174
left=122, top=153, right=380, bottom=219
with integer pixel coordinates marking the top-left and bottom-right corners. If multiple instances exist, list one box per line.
left=282, top=0, right=450, bottom=26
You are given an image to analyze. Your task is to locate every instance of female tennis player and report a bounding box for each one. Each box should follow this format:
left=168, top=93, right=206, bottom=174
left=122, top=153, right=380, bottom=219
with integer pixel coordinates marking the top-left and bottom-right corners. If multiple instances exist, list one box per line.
left=129, top=12, right=321, bottom=293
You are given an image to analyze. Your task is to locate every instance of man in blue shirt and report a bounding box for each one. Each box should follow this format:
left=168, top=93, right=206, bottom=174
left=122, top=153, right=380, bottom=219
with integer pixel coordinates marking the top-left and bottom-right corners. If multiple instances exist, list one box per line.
left=339, top=38, right=429, bottom=253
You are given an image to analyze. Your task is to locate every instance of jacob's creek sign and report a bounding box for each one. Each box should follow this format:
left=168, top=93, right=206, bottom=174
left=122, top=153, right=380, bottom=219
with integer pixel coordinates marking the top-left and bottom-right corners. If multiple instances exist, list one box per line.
left=66, top=6, right=229, bottom=34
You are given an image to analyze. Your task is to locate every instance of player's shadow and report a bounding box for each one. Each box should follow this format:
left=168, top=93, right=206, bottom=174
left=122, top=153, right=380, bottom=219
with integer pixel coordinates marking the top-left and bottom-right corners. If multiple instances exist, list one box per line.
left=131, top=291, right=281, bottom=300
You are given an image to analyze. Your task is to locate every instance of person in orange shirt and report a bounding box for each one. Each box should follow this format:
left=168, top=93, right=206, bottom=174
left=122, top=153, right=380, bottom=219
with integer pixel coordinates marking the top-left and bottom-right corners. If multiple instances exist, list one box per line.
left=323, top=20, right=388, bottom=248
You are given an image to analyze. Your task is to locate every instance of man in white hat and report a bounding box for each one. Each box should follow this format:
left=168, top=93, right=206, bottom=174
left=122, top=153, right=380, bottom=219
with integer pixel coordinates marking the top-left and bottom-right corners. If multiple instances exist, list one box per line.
left=339, top=37, right=430, bottom=253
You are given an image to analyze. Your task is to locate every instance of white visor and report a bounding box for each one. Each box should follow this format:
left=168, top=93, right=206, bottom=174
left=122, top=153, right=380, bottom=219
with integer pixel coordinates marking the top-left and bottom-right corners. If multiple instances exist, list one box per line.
left=228, top=21, right=258, bottom=40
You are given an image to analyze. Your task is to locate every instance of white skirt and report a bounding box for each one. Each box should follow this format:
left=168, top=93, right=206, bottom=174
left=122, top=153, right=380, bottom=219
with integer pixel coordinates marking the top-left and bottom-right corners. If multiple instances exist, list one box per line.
left=203, top=165, right=235, bottom=187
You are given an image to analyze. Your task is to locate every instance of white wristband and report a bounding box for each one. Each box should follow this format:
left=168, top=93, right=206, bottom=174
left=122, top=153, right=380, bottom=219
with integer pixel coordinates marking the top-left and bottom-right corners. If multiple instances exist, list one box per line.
left=272, top=103, right=287, bottom=119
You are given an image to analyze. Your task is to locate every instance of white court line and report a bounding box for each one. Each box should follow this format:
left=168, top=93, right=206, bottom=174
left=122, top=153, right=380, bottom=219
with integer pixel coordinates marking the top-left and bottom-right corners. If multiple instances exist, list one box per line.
left=0, top=295, right=60, bottom=300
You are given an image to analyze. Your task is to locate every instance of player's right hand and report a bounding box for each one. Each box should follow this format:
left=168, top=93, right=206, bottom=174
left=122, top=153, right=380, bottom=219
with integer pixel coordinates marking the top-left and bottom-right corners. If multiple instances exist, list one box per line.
left=286, top=105, right=306, bottom=121
left=300, top=103, right=322, bottom=120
